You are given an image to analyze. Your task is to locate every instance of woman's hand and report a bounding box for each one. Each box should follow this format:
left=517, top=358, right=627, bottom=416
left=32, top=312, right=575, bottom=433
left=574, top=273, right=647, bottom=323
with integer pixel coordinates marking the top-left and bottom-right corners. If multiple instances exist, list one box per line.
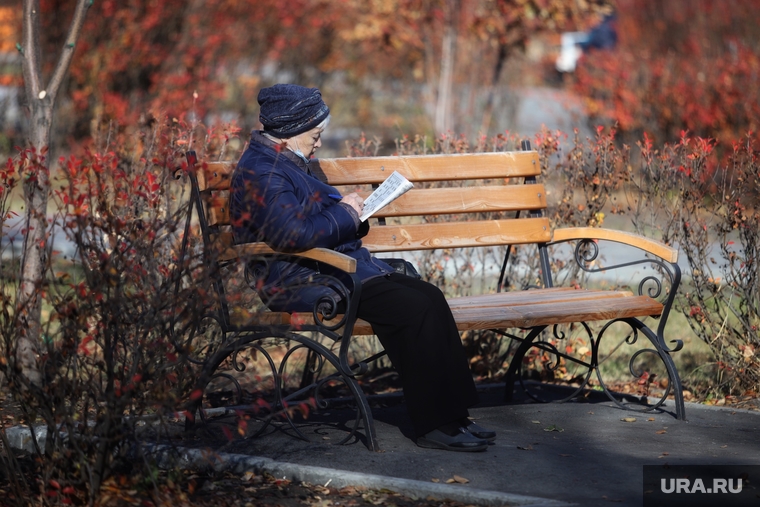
left=340, top=192, right=365, bottom=215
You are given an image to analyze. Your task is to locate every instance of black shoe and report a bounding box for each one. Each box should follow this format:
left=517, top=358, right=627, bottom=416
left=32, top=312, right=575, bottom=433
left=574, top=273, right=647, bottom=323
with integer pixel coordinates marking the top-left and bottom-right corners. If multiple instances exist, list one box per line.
left=417, top=427, right=488, bottom=452
left=463, top=420, right=497, bottom=442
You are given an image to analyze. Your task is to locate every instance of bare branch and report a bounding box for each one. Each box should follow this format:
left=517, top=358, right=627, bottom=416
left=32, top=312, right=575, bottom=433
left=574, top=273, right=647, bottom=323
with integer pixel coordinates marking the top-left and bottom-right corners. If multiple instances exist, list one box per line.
left=48, top=0, right=92, bottom=100
left=21, top=0, right=41, bottom=97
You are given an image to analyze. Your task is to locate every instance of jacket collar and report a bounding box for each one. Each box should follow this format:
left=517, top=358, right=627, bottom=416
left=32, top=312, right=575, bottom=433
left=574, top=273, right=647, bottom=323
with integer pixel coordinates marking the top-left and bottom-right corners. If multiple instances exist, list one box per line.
left=250, top=130, right=313, bottom=173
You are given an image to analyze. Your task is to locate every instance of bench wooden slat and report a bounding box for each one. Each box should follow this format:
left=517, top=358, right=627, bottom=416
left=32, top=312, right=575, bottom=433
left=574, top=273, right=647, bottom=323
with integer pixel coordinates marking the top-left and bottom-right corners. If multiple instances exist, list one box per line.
left=203, top=185, right=548, bottom=226
left=447, top=288, right=635, bottom=308
left=198, top=163, right=233, bottom=191
left=362, top=217, right=552, bottom=252
left=363, top=185, right=547, bottom=217
left=200, top=151, right=539, bottom=191
left=449, top=294, right=663, bottom=331
left=231, top=308, right=292, bottom=326
left=312, top=151, right=540, bottom=185
left=307, top=288, right=663, bottom=335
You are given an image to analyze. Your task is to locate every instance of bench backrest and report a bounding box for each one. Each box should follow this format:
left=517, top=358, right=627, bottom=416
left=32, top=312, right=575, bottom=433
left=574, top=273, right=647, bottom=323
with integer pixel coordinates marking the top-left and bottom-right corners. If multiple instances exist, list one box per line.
left=194, top=149, right=550, bottom=255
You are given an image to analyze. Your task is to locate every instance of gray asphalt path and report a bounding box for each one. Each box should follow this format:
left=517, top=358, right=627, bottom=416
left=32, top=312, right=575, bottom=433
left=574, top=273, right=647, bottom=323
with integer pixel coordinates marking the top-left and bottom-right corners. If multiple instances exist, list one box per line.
left=174, top=384, right=760, bottom=507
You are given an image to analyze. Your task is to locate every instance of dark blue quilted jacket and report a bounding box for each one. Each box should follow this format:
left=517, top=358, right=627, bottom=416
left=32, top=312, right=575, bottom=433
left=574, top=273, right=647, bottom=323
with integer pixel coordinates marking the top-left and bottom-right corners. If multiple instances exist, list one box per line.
left=229, top=132, right=392, bottom=312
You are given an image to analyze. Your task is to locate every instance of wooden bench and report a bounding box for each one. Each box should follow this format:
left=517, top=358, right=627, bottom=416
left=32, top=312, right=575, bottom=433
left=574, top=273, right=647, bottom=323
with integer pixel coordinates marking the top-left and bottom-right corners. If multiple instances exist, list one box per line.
left=178, top=143, right=684, bottom=451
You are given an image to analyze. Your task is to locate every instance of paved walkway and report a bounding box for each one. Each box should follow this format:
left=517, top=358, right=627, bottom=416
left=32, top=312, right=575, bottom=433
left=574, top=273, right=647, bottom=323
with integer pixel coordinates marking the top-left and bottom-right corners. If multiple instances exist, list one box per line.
left=176, top=384, right=760, bottom=507
left=8, top=383, right=760, bottom=505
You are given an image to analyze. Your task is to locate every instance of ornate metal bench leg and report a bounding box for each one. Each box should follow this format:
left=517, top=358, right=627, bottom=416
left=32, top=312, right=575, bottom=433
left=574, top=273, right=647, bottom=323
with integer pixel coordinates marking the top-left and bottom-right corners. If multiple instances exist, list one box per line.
left=636, top=324, right=686, bottom=420
left=291, top=337, right=380, bottom=451
left=300, top=347, right=319, bottom=390
left=591, top=318, right=686, bottom=419
left=184, top=399, right=202, bottom=431
left=503, top=326, right=548, bottom=402
left=342, top=371, right=379, bottom=451
left=185, top=330, right=381, bottom=450
left=664, top=354, right=686, bottom=420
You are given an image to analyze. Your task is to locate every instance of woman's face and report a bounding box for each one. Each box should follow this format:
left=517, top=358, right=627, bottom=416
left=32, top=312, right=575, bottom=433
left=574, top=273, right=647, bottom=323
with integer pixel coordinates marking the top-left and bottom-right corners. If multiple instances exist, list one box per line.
left=287, top=126, right=324, bottom=159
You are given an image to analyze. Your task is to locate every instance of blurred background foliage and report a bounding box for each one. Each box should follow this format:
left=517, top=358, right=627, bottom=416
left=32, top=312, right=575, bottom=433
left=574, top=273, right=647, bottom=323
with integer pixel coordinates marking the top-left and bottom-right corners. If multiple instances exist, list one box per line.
left=572, top=0, right=760, bottom=150
left=3, top=0, right=758, bottom=158
left=3, top=0, right=614, bottom=156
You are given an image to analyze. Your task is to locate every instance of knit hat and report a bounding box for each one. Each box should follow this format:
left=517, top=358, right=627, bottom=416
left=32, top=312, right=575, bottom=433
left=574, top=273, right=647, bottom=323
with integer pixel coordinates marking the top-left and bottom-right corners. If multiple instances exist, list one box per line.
left=257, top=84, right=330, bottom=138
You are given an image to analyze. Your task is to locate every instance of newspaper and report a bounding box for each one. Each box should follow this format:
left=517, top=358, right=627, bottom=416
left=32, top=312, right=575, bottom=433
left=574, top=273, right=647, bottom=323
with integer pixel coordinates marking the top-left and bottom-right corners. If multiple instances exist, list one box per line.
left=360, top=171, right=414, bottom=221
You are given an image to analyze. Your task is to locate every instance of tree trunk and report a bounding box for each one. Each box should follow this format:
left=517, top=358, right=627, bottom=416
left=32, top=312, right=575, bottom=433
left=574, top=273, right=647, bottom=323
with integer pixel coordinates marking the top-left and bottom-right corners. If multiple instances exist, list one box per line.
left=434, top=0, right=459, bottom=135
left=15, top=102, right=52, bottom=387
left=479, top=43, right=508, bottom=136
left=16, top=0, right=91, bottom=386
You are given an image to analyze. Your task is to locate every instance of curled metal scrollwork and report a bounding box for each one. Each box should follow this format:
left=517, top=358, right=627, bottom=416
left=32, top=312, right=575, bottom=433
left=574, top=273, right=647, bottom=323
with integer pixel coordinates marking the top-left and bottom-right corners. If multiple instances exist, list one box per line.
left=625, top=327, right=639, bottom=346
left=534, top=340, right=563, bottom=372
left=575, top=238, right=600, bottom=264
left=518, top=323, right=596, bottom=404
left=638, top=275, right=663, bottom=299
left=593, top=318, right=673, bottom=413
left=309, top=273, right=351, bottom=332
left=243, top=257, right=355, bottom=334
left=571, top=239, right=676, bottom=300
left=629, top=348, right=661, bottom=379
left=315, top=294, right=341, bottom=323
left=182, top=314, right=226, bottom=366
left=276, top=333, right=365, bottom=445
left=189, top=329, right=370, bottom=446
left=516, top=316, right=679, bottom=417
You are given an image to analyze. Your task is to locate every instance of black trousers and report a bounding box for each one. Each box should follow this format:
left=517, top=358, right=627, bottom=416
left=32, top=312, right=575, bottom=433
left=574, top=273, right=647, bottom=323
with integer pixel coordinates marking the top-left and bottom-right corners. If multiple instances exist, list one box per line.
left=357, top=273, right=479, bottom=437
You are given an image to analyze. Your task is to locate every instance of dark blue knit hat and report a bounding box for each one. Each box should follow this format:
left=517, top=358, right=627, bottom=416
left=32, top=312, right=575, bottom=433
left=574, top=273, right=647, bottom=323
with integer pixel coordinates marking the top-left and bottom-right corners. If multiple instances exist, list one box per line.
left=258, top=84, right=330, bottom=138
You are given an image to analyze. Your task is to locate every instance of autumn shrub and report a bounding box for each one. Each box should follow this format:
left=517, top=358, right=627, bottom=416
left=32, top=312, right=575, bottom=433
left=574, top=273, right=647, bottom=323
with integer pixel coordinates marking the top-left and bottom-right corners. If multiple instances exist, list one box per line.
left=0, top=118, right=244, bottom=506
left=626, top=132, right=760, bottom=399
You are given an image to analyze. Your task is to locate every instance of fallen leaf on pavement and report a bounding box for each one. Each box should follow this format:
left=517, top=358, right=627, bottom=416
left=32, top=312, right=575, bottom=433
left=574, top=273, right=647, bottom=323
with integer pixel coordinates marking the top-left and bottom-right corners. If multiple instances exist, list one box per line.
left=655, top=430, right=667, bottom=434
left=362, top=492, right=388, bottom=505
left=544, top=424, right=564, bottom=432
left=621, top=417, right=637, bottom=422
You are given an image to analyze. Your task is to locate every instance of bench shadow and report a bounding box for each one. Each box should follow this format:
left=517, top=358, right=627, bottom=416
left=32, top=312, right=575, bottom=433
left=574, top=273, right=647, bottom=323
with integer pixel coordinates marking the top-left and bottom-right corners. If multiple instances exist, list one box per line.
left=175, top=377, right=680, bottom=455
left=367, top=380, right=681, bottom=442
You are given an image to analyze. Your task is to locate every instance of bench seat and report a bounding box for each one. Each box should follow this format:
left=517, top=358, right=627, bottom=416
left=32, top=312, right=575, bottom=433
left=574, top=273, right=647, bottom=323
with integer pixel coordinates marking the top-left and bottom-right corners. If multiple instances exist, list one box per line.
left=261, top=287, right=664, bottom=335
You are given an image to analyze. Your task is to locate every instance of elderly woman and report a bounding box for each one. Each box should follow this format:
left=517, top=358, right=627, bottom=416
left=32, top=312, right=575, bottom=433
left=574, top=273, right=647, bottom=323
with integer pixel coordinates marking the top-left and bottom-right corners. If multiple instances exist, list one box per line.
left=230, top=84, right=494, bottom=452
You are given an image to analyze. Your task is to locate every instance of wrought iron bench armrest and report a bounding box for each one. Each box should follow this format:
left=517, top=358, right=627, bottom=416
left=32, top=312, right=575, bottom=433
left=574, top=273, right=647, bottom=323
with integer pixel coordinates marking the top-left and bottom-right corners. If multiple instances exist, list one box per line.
left=228, top=245, right=365, bottom=378
left=548, top=226, right=683, bottom=353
